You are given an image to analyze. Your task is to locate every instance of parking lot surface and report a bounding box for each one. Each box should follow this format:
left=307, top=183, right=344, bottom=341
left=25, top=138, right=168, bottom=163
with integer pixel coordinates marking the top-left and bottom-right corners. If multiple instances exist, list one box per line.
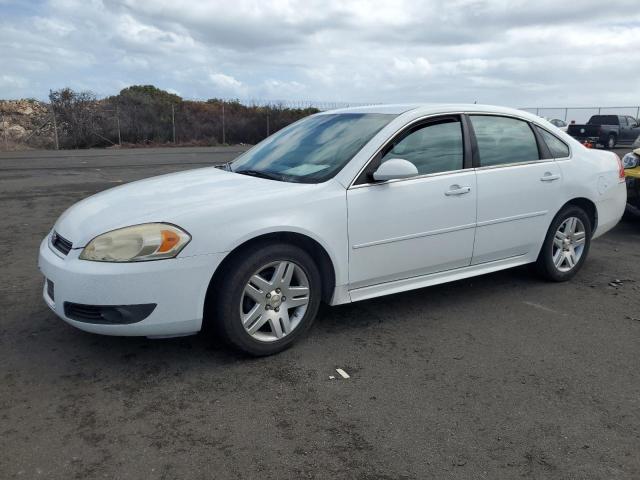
left=1, top=146, right=639, bottom=479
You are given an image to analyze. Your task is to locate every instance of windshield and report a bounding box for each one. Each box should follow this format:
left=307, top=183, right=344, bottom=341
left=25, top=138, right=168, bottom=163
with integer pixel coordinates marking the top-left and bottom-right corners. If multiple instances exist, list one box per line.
left=231, top=113, right=396, bottom=183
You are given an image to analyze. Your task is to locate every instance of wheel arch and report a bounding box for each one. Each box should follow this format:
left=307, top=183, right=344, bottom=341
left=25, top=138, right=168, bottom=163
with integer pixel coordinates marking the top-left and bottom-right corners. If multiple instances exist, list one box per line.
left=206, top=230, right=337, bottom=310
left=560, top=197, right=598, bottom=232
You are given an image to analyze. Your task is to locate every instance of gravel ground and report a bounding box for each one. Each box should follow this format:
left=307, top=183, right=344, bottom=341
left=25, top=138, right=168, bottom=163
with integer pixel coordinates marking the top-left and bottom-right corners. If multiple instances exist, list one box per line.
left=1, top=146, right=639, bottom=480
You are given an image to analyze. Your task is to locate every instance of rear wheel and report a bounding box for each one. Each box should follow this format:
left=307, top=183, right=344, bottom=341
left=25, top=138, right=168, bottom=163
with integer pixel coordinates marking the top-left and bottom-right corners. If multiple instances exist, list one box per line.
left=535, top=205, right=592, bottom=281
left=210, top=242, right=322, bottom=356
left=607, top=134, right=616, bottom=149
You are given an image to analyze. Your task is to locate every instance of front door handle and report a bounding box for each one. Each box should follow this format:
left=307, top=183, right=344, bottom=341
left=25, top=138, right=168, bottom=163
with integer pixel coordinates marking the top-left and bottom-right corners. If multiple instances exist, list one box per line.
left=540, top=172, right=560, bottom=182
left=445, top=185, right=471, bottom=196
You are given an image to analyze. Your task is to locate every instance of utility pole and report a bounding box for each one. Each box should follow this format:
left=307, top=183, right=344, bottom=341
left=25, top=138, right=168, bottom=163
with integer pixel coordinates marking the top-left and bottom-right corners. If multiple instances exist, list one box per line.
left=171, top=104, right=176, bottom=144
left=50, top=103, right=59, bottom=150
left=2, top=114, right=8, bottom=151
left=266, top=111, right=270, bottom=137
left=115, top=105, right=121, bottom=146
left=222, top=101, right=226, bottom=145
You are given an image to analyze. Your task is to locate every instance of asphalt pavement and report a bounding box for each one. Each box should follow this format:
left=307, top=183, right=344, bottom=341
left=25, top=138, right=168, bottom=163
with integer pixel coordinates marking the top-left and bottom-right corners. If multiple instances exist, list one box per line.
left=1, top=146, right=639, bottom=479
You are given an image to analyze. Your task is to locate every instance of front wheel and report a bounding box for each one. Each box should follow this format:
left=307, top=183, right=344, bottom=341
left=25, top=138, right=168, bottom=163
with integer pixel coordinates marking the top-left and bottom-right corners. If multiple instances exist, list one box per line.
left=534, top=206, right=592, bottom=281
left=210, top=242, right=322, bottom=356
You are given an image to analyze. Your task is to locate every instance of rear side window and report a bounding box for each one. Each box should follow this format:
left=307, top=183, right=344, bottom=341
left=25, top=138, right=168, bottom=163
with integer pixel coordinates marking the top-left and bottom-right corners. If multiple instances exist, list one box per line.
left=469, top=115, right=540, bottom=167
left=536, top=126, right=570, bottom=158
left=587, top=115, right=618, bottom=125
left=381, top=119, right=464, bottom=175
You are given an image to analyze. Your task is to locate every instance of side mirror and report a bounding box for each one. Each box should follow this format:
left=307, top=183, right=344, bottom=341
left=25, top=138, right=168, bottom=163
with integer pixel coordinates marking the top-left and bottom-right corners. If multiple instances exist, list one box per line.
left=372, top=158, right=419, bottom=182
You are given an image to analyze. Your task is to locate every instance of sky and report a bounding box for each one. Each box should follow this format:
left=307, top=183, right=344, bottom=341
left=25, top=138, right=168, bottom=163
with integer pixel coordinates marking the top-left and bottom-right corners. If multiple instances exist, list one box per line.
left=1, top=0, right=639, bottom=108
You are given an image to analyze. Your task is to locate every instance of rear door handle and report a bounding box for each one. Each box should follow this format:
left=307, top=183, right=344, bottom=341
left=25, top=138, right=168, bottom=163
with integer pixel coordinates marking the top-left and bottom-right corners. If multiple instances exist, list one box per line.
left=445, top=185, right=471, bottom=196
left=540, top=172, right=560, bottom=182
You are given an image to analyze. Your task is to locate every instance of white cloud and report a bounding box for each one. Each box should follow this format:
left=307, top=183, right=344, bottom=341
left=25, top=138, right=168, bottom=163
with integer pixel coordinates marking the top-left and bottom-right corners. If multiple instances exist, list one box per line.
left=0, top=74, right=27, bottom=89
left=0, top=0, right=639, bottom=106
left=209, top=73, right=242, bottom=89
left=208, top=73, right=247, bottom=96
left=392, top=57, right=433, bottom=77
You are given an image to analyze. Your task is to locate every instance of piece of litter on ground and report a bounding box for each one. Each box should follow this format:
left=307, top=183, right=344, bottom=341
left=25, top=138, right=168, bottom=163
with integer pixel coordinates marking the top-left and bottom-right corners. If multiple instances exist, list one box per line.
left=336, top=368, right=350, bottom=379
left=329, top=375, right=335, bottom=380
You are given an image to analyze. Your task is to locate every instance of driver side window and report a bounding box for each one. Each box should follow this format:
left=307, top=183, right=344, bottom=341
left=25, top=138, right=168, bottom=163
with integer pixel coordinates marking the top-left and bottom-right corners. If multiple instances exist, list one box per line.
left=381, top=119, right=464, bottom=175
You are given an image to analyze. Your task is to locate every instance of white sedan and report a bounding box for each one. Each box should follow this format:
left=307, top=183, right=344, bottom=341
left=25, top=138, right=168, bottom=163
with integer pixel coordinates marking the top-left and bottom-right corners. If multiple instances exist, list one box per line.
left=39, top=104, right=627, bottom=355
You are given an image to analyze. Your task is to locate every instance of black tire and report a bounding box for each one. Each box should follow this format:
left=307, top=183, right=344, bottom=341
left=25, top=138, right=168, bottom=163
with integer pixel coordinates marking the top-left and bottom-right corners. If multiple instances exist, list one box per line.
left=625, top=202, right=640, bottom=219
left=607, top=134, right=616, bottom=149
left=210, top=242, right=322, bottom=356
left=534, top=205, right=592, bottom=282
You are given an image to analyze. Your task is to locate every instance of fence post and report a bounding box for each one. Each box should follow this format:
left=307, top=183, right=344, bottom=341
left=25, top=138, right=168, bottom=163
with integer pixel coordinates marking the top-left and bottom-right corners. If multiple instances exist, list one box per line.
left=2, top=114, right=8, bottom=151
left=171, top=104, right=176, bottom=144
left=598, top=107, right=601, bottom=114
left=222, top=101, right=226, bottom=145
left=535, top=108, right=539, bottom=116
left=564, top=108, right=568, bottom=122
left=266, top=111, right=270, bottom=137
left=636, top=106, right=639, bottom=121
left=50, top=103, right=59, bottom=150
left=115, top=105, right=122, bottom=145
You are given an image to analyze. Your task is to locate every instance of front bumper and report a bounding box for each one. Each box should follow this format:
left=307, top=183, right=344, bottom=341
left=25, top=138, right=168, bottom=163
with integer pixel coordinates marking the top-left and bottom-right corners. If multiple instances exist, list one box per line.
left=626, top=168, right=640, bottom=211
left=38, top=234, right=225, bottom=337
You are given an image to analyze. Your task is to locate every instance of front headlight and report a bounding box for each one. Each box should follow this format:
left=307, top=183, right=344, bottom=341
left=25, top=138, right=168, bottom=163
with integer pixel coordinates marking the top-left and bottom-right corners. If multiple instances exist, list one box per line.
left=79, top=223, right=191, bottom=262
left=622, top=152, right=639, bottom=169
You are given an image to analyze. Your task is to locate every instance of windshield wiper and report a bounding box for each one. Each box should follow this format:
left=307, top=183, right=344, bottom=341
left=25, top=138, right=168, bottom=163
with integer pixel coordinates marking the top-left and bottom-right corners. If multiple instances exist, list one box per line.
left=234, top=169, right=285, bottom=181
left=215, top=161, right=232, bottom=171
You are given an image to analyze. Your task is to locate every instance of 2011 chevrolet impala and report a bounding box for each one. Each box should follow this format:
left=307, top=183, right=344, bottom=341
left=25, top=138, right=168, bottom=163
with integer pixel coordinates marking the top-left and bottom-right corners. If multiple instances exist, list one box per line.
left=38, top=104, right=627, bottom=355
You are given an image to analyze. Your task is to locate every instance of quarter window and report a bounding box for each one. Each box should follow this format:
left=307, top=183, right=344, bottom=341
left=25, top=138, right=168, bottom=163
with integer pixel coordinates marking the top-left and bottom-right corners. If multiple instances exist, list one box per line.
left=470, top=115, right=540, bottom=167
left=535, top=126, right=570, bottom=158
left=381, top=119, right=464, bottom=175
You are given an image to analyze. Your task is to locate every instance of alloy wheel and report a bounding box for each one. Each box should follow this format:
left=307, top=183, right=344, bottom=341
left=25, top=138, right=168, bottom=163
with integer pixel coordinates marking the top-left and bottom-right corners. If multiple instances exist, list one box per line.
left=552, top=217, right=586, bottom=273
left=239, top=260, right=310, bottom=342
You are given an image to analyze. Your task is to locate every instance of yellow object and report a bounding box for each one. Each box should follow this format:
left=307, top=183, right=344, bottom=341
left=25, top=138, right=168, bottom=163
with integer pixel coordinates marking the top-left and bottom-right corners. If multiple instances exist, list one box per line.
left=625, top=166, right=640, bottom=179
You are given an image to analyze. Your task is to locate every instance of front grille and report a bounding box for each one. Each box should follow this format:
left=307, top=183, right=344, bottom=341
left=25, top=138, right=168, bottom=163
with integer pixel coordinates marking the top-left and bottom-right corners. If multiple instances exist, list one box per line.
left=46, top=279, right=55, bottom=301
left=51, top=231, right=72, bottom=255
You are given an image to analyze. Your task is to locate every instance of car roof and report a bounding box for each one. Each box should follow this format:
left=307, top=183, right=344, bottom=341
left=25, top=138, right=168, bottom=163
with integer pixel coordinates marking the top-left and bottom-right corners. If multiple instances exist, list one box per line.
left=321, top=103, right=541, bottom=121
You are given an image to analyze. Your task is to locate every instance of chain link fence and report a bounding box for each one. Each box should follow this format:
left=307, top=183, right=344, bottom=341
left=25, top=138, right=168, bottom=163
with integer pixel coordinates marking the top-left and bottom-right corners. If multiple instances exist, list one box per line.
left=0, top=97, right=379, bottom=151
left=2, top=97, right=638, bottom=152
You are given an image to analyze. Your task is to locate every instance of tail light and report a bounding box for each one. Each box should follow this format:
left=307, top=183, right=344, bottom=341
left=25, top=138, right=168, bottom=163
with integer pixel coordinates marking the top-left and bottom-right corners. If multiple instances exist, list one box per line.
left=614, top=153, right=625, bottom=181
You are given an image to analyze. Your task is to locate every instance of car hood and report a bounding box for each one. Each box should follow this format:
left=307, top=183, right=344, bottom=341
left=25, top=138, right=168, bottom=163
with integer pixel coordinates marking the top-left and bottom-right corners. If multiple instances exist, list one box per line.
left=54, top=167, right=317, bottom=248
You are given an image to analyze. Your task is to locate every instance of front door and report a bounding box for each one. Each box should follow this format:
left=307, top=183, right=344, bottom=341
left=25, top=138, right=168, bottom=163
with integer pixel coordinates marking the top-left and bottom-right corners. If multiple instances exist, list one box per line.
left=347, top=116, right=477, bottom=289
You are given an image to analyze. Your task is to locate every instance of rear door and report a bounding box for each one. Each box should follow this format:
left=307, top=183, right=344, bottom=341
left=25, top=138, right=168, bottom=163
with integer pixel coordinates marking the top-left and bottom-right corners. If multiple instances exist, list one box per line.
left=468, top=114, right=564, bottom=264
